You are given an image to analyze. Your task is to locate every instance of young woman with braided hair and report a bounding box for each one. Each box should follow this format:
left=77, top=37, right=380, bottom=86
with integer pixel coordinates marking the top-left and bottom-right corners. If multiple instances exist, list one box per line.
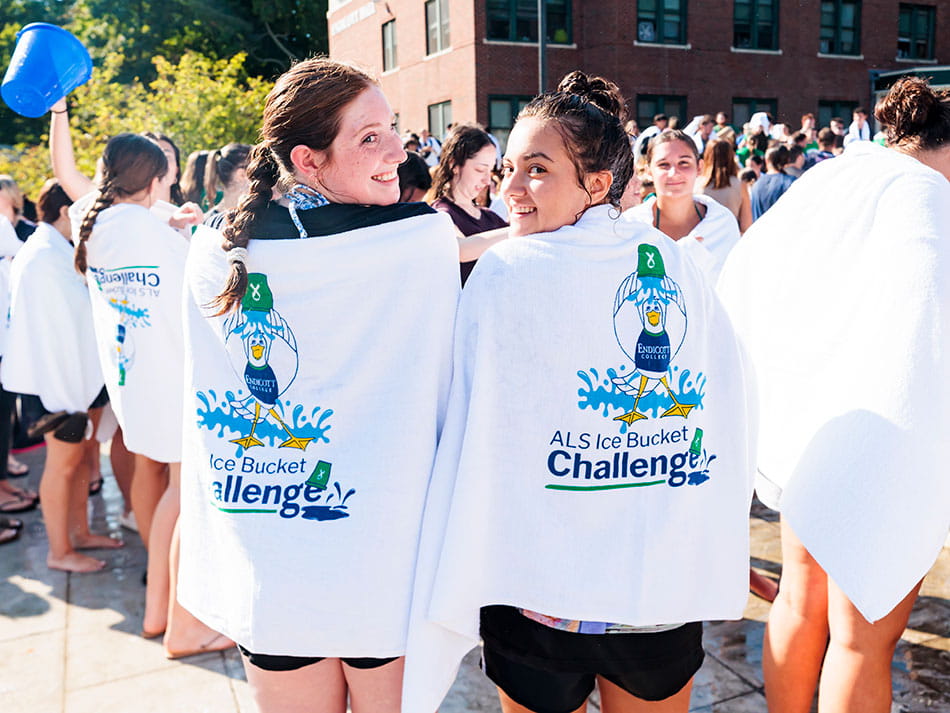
left=78, top=133, right=231, bottom=658
left=177, top=58, right=458, bottom=712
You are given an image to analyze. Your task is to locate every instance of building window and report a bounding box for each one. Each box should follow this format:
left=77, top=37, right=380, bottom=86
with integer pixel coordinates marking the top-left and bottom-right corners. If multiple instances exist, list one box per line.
left=818, top=100, right=857, bottom=129
left=734, top=0, right=779, bottom=50
left=382, top=20, right=397, bottom=71
left=428, top=101, right=452, bottom=139
left=486, top=0, right=572, bottom=43
left=488, top=95, right=533, bottom=152
left=732, top=97, right=777, bottom=128
left=820, top=0, right=860, bottom=54
left=425, top=0, right=450, bottom=55
left=636, top=94, right=687, bottom=132
left=637, top=0, right=687, bottom=44
left=898, top=4, right=935, bottom=60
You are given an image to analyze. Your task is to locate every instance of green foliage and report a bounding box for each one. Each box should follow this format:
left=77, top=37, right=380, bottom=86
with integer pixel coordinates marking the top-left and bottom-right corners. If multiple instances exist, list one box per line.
left=0, top=50, right=273, bottom=199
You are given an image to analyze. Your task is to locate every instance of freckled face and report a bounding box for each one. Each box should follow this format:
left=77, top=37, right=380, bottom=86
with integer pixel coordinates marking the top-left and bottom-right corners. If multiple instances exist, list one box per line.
left=315, top=85, right=407, bottom=205
left=501, top=117, right=592, bottom=237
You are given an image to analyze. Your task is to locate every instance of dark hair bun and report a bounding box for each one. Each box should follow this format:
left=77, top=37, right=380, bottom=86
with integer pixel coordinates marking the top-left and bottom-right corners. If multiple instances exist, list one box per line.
left=875, top=76, right=950, bottom=148
left=556, top=71, right=628, bottom=123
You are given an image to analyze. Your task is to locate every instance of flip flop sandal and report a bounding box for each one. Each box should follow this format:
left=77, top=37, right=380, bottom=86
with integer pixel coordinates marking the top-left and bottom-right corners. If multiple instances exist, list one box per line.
left=0, top=494, right=38, bottom=514
left=0, top=526, right=21, bottom=545
left=88, top=478, right=104, bottom=496
left=0, top=517, right=24, bottom=530
left=6, top=456, right=29, bottom=478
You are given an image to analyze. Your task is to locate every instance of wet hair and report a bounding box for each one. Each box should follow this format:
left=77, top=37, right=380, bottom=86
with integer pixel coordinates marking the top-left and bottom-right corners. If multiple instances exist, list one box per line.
left=211, top=57, right=377, bottom=315
left=36, top=179, right=73, bottom=224
left=818, top=128, right=836, bottom=148
left=430, top=123, right=495, bottom=200
left=875, top=76, right=950, bottom=151
left=0, top=175, right=24, bottom=218
left=646, top=129, right=700, bottom=164
left=764, top=145, right=790, bottom=171
left=516, top=70, right=633, bottom=208
left=205, top=143, right=252, bottom=202
left=397, top=151, right=432, bottom=202
left=180, top=150, right=210, bottom=205
left=141, top=132, right=184, bottom=205
left=75, top=133, right=168, bottom=273
left=700, top=139, right=739, bottom=190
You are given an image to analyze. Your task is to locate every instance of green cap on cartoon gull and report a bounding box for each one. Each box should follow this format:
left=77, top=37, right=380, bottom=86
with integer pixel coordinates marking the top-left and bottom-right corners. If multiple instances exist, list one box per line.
left=637, top=244, right=666, bottom=279
left=242, top=273, right=273, bottom=312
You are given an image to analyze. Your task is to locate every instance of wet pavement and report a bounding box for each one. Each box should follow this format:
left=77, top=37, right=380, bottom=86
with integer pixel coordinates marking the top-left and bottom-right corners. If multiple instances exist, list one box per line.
left=1, top=445, right=947, bottom=712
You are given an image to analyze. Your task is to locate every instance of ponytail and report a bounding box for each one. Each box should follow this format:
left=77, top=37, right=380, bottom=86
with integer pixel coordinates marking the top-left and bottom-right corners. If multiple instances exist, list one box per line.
left=75, top=187, right=115, bottom=273
left=205, top=149, right=222, bottom=207
left=209, top=144, right=280, bottom=315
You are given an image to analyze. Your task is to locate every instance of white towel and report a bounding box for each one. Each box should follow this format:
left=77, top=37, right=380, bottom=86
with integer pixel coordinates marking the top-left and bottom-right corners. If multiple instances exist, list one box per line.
left=1, top=223, right=103, bottom=414
left=177, top=213, right=459, bottom=657
left=84, top=203, right=187, bottom=463
left=625, top=194, right=741, bottom=281
left=717, top=141, right=950, bottom=622
left=0, top=216, right=23, bottom=358
left=402, top=205, right=757, bottom=712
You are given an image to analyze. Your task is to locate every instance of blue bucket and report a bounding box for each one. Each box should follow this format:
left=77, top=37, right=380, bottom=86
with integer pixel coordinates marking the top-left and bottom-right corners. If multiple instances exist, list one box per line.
left=1, top=23, right=92, bottom=118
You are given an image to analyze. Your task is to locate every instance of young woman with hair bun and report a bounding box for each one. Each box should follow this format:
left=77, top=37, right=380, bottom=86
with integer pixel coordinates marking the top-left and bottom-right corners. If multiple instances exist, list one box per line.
left=404, top=71, right=756, bottom=713
left=78, top=133, right=230, bottom=657
left=178, top=58, right=459, bottom=712
left=202, top=142, right=252, bottom=229
left=718, top=76, right=950, bottom=713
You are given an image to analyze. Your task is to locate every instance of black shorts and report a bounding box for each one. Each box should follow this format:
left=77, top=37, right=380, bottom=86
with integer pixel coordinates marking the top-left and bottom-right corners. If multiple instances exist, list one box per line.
left=237, top=646, right=398, bottom=672
left=480, top=606, right=704, bottom=713
left=89, top=386, right=109, bottom=410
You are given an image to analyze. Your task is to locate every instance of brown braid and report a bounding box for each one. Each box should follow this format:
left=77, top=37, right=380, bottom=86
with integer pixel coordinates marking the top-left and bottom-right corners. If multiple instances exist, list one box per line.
left=209, top=58, right=377, bottom=315
left=75, top=185, right=116, bottom=273
left=208, top=144, right=279, bottom=315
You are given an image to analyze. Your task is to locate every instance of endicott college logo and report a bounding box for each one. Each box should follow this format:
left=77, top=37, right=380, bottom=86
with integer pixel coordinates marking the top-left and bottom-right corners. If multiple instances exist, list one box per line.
left=196, top=273, right=356, bottom=521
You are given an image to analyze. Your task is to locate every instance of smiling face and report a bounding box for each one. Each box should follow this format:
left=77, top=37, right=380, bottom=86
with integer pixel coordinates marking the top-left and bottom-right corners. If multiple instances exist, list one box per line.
left=648, top=139, right=701, bottom=201
left=312, top=85, right=406, bottom=205
left=500, top=117, right=598, bottom=237
left=451, top=144, right=497, bottom=203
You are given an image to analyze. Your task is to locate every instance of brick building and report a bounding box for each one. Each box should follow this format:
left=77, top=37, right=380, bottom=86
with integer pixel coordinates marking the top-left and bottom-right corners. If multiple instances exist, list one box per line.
left=328, top=0, right=947, bottom=148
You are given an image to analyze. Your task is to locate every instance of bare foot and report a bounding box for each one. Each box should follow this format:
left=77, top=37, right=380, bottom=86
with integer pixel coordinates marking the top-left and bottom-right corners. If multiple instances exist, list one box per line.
left=72, top=533, right=124, bottom=550
left=165, top=632, right=235, bottom=660
left=48, top=551, right=106, bottom=573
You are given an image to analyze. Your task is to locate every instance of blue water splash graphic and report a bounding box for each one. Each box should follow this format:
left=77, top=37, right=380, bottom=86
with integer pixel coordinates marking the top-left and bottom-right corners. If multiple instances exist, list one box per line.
left=108, top=299, right=151, bottom=326
left=195, top=389, right=333, bottom=457
left=576, top=365, right=706, bottom=433
left=302, top=480, right=356, bottom=521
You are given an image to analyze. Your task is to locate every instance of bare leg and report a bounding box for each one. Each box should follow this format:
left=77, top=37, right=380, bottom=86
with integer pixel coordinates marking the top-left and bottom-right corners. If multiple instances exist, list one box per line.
left=70, top=409, right=121, bottom=550
left=142, top=463, right=176, bottom=637
left=344, top=657, right=404, bottom=713
left=763, top=518, right=829, bottom=713
left=131, top=454, right=168, bottom=550
left=598, top=675, right=693, bottom=713
left=497, top=688, right=587, bottom=713
left=817, top=578, right=921, bottom=713
left=41, top=434, right=104, bottom=573
left=243, top=656, right=347, bottom=713
left=163, top=463, right=233, bottom=657
left=110, top=427, right=135, bottom=516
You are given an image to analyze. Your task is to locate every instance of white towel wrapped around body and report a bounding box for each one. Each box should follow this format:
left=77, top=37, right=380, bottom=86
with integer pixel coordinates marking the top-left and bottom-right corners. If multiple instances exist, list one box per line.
left=403, top=205, right=757, bottom=712
left=177, top=211, right=459, bottom=657
left=2, top=222, right=103, bottom=413
left=626, top=193, right=741, bottom=281
left=84, top=203, right=187, bottom=463
left=717, top=141, right=950, bottom=622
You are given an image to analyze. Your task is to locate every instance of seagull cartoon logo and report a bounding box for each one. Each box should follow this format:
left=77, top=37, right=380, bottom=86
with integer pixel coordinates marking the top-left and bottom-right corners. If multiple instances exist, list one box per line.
left=611, top=244, right=695, bottom=424
left=223, top=273, right=313, bottom=450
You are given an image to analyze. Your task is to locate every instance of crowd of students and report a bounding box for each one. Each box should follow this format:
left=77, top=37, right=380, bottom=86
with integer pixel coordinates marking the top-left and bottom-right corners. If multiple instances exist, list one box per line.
left=0, top=59, right=948, bottom=713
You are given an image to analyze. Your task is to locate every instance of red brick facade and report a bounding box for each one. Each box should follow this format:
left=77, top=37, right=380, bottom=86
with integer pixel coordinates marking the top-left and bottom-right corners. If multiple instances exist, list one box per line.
left=328, top=0, right=945, bottom=140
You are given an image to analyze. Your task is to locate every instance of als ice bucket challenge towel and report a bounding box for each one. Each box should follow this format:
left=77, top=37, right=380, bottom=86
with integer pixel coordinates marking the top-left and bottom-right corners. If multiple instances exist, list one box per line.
left=402, top=205, right=757, bottom=712
left=177, top=212, right=459, bottom=657
left=717, top=141, right=950, bottom=623
left=84, top=204, right=188, bottom=463
left=2, top=222, right=103, bottom=414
